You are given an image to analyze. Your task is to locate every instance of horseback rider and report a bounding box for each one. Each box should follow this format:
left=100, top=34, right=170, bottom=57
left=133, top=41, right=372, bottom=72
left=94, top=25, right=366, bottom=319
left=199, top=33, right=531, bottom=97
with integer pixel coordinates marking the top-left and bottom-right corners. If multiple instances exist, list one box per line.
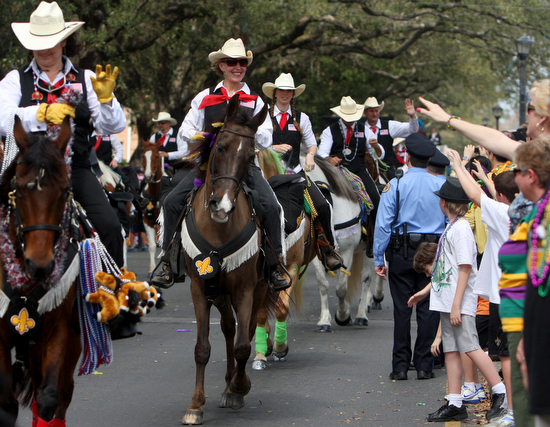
left=151, top=38, right=289, bottom=291
left=261, top=73, right=341, bottom=271
left=0, top=1, right=126, bottom=267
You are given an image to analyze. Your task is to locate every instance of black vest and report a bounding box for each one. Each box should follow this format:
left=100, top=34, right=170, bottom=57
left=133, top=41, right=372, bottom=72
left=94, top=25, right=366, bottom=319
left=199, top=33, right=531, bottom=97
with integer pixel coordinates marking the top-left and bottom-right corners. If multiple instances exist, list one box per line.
left=377, top=119, right=399, bottom=168
left=328, top=121, right=367, bottom=173
left=155, top=132, right=178, bottom=153
left=203, top=86, right=259, bottom=132
left=272, top=110, right=302, bottom=169
left=92, top=135, right=114, bottom=164
left=19, top=65, right=92, bottom=168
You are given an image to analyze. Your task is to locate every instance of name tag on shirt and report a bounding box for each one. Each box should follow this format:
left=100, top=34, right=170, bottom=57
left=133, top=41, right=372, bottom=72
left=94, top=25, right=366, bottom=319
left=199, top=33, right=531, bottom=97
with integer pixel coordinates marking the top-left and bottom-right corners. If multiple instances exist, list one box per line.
left=354, top=132, right=364, bottom=138
left=288, top=124, right=297, bottom=131
left=240, top=100, right=255, bottom=109
left=68, top=83, right=83, bottom=94
left=380, top=129, right=389, bottom=136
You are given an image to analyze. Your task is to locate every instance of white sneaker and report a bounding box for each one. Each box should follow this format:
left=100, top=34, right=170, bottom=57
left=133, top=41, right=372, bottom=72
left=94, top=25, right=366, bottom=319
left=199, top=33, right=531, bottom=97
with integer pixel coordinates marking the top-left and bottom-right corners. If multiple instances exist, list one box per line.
left=476, top=385, right=486, bottom=400
left=486, top=408, right=514, bottom=427
left=462, top=385, right=482, bottom=403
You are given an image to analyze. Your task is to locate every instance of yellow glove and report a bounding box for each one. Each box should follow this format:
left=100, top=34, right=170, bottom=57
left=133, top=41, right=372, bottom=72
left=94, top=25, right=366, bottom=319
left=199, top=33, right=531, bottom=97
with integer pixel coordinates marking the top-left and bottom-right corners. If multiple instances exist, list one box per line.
left=36, top=103, right=76, bottom=125
left=90, top=64, right=119, bottom=103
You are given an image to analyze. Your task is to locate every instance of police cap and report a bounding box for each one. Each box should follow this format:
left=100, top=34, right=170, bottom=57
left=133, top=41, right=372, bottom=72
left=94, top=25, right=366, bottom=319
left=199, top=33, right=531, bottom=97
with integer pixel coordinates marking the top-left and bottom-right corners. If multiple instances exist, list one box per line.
left=429, top=149, right=450, bottom=167
left=405, top=133, right=437, bottom=159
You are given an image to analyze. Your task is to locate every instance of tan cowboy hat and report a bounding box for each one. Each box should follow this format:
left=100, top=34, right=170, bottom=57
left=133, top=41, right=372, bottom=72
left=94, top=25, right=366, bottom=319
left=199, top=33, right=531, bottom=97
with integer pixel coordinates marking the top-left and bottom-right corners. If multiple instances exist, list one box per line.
left=392, top=137, right=405, bottom=147
left=152, top=112, right=177, bottom=126
left=364, top=97, right=385, bottom=112
left=262, top=73, right=306, bottom=99
left=330, top=96, right=365, bottom=122
left=208, top=38, right=253, bottom=65
left=11, top=2, right=84, bottom=51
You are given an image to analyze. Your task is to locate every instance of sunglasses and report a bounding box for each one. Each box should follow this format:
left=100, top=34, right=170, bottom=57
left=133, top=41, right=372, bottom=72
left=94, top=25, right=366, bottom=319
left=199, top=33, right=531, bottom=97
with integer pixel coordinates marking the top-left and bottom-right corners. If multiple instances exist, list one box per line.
left=157, top=121, right=168, bottom=125
left=527, top=103, right=536, bottom=113
left=223, top=58, right=249, bottom=67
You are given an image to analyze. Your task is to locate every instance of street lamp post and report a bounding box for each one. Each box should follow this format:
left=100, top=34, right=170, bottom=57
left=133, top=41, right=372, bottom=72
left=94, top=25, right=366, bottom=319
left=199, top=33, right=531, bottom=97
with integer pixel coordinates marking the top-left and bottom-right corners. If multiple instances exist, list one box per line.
left=493, top=104, right=503, bottom=130
left=482, top=117, right=489, bottom=127
left=516, top=35, right=535, bottom=126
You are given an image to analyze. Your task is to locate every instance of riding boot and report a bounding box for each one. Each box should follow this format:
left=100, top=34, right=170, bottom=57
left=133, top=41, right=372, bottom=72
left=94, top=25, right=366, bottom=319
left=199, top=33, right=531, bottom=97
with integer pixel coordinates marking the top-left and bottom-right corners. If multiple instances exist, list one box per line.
left=364, top=216, right=375, bottom=258
left=315, top=221, right=343, bottom=271
left=151, top=253, right=174, bottom=288
left=263, top=233, right=291, bottom=291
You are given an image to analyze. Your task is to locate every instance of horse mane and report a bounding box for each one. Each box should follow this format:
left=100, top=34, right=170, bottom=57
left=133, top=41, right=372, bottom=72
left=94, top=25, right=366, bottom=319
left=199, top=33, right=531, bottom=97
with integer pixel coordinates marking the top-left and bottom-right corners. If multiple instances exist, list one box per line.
left=0, top=134, right=68, bottom=205
left=313, top=155, right=357, bottom=203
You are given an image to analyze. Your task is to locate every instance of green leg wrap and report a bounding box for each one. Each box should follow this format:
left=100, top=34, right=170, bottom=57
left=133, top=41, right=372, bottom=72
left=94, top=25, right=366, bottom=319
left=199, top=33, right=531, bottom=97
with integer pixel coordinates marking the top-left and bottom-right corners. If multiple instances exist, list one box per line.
left=275, top=320, right=287, bottom=346
left=255, top=326, right=269, bottom=355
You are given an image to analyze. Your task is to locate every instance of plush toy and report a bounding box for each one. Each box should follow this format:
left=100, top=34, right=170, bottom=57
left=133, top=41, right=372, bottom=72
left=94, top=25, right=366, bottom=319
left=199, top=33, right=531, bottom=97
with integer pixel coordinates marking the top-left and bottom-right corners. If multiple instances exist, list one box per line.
left=117, top=280, right=150, bottom=315
left=86, top=272, right=121, bottom=322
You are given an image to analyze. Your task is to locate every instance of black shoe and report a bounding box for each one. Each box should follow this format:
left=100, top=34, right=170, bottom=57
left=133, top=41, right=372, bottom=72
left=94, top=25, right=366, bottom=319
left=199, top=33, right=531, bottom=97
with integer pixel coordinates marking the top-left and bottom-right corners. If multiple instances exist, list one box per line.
left=427, top=402, right=467, bottom=422
left=270, top=270, right=290, bottom=291
left=151, top=261, right=174, bottom=289
left=486, top=393, right=506, bottom=420
left=389, top=371, right=407, bottom=380
left=324, top=254, right=342, bottom=272
left=417, top=370, right=435, bottom=380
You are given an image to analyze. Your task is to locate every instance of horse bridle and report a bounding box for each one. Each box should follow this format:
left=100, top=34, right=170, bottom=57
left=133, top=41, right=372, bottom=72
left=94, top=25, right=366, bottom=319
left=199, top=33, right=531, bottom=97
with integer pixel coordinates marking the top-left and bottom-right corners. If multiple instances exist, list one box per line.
left=206, top=127, right=255, bottom=210
left=143, top=147, right=163, bottom=185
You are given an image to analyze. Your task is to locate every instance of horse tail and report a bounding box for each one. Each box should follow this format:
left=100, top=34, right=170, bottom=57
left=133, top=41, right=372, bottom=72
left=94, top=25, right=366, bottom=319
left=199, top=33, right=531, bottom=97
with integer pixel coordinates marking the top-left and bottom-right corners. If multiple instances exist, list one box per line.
left=313, top=156, right=357, bottom=202
left=12, top=360, right=33, bottom=407
left=257, top=148, right=284, bottom=179
left=346, top=251, right=364, bottom=303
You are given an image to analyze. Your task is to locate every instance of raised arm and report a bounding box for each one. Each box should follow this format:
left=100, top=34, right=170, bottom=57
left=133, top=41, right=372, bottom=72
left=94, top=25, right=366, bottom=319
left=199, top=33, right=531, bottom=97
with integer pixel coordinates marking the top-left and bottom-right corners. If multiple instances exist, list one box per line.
left=417, top=96, right=520, bottom=159
left=448, top=149, right=482, bottom=206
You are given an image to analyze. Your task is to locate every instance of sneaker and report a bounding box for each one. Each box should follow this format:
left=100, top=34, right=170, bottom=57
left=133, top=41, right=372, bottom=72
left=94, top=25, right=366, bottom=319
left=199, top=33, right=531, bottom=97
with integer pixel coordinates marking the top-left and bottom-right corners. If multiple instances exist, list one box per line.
left=140, top=245, right=148, bottom=252
left=128, top=246, right=136, bottom=253
left=462, top=385, right=482, bottom=403
left=486, top=393, right=507, bottom=421
left=427, top=402, right=468, bottom=422
left=476, top=385, right=486, bottom=400
left=486, top=408, right=514, bottom=427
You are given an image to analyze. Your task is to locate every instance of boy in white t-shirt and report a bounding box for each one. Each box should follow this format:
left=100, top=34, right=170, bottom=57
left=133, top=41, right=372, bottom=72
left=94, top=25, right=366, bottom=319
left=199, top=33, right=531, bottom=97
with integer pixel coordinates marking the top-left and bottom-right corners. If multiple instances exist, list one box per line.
left=408, top=177, right=507, bottom=423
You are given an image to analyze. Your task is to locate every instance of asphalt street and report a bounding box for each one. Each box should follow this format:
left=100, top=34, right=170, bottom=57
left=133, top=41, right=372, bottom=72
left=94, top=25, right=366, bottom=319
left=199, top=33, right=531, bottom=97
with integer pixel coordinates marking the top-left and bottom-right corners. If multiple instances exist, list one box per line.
left=16, top=249, right=490, bottom=427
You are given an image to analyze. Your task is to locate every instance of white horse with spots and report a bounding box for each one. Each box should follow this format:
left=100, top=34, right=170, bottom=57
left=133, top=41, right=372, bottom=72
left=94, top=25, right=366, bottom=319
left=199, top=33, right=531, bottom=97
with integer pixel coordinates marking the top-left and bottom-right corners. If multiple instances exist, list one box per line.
left=307, top=156, right=384, bottom=332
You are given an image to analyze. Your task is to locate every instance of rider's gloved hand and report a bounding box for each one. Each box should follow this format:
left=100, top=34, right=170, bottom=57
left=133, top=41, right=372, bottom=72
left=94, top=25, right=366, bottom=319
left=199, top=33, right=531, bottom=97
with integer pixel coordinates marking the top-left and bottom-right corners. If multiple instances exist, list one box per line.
left=90, top=64, right=118, bottom=103
left=36, top=103, right=76, bottom=125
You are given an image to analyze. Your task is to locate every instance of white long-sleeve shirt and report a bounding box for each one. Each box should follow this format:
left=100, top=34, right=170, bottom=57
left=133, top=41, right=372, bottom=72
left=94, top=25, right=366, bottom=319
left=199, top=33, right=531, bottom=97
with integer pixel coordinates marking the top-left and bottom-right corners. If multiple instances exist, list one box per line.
left=177, top=81, right=273, bottom=157
left=0, top=57, right=126, bottom=137
left=149, top=127, right=186, bottom=161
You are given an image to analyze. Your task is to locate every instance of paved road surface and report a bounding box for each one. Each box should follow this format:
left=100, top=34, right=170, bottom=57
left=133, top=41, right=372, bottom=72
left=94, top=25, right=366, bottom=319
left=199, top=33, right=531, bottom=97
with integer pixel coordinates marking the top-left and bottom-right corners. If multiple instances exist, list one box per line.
left=16, top=249, right=489, bottom=426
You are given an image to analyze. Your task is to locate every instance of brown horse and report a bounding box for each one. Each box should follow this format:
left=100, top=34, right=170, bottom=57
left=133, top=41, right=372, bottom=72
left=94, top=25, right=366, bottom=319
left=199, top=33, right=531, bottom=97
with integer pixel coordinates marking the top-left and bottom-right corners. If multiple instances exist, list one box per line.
left=0, top=117, right=80, bottom=427
left=252, top=149, right=317, bottom=369
left=141, top=139, right=165, bottom=271
left=180, top=95, right=273, bottom=425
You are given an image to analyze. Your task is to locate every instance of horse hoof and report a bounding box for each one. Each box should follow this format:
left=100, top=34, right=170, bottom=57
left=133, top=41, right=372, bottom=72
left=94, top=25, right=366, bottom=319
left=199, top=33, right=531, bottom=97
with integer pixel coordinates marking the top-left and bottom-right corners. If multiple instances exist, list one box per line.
left=354, top=317, right=369, bottom=327
left=183, top=409, right=203, bottom=425
left=272, top=345, right=288, bottom=361
left=315, top=325, right=332, bottom=333
left=371, top=302, right=382, bottom=310
left=220, top=392, right=245, bottom=410
left=252, top=359, right=267, bottom=371
left=229, top=375, right=251, bottom=397
left=335, top=313, right=352, bottom=326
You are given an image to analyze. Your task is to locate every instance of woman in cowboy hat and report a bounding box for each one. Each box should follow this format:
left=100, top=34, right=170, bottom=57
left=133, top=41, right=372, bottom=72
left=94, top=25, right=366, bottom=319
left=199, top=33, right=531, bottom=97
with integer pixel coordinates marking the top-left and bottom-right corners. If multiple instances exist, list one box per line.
left=0, top=1, right=126, bottom=267
left=153, top=38, right=289, bottom=291
left=261, top=72, right=341, bottom=271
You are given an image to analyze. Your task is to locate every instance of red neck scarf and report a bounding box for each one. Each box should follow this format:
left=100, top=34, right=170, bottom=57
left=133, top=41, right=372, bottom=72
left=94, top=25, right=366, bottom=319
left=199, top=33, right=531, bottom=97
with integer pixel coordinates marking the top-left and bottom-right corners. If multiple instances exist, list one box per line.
left=198, top=87, right=258, bottom=109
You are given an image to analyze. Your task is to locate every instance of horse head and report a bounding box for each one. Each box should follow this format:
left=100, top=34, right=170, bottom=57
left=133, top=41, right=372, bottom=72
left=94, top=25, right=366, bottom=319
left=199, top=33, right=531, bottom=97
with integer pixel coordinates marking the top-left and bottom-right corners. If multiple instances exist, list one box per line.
left=206, top=94, right=267, bottom=223
left=9, top=116, right=71, bottom=281
left=142, top=139, right=161, bottom=182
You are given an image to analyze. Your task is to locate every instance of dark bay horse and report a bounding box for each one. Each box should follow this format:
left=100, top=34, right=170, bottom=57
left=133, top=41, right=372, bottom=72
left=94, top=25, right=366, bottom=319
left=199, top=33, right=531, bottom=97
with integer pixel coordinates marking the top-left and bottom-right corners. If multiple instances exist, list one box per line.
left=0, top=117, right=80, bottom=427
left=181, top=95, right=272, bottom=425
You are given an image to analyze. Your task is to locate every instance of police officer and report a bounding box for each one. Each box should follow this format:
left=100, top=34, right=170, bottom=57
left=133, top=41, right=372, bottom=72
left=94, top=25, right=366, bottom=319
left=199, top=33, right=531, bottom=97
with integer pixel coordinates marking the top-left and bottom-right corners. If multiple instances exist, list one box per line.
left=427, top=149, right=450, bottom=181
left=374, top=133, right=446, bottom=380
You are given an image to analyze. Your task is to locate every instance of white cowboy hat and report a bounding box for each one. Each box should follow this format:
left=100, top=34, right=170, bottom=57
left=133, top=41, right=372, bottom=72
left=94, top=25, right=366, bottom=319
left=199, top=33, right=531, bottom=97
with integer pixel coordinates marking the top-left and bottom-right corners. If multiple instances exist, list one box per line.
left=152, top=112, right=177, bottom=126
left=392, top=137, right=405, bottom=147
left=11, top=2, right=84, bottom=51
left=330, top=96, right=365, bottom=122
left=262, top=73, right=306, bottom=99
left=208, top=38, right=253, bottom=65
left=364, top=97, right=385, bottom=112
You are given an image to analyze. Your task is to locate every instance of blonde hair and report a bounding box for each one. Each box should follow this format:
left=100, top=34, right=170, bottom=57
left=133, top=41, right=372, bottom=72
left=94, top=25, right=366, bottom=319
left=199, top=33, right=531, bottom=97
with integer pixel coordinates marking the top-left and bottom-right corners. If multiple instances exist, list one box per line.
left=529, top=79, right=550, bottom=118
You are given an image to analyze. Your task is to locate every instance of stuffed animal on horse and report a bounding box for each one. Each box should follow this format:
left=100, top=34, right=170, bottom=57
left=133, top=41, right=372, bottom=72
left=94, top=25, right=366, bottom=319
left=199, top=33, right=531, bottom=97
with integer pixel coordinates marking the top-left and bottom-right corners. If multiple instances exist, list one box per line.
left=86, top=272, right=121, bottom=322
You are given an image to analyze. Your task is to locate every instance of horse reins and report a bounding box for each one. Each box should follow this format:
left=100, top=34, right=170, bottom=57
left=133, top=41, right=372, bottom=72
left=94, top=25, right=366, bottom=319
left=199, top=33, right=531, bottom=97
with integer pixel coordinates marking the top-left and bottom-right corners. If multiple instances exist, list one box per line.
left=206, top=127, right=255, bottom=210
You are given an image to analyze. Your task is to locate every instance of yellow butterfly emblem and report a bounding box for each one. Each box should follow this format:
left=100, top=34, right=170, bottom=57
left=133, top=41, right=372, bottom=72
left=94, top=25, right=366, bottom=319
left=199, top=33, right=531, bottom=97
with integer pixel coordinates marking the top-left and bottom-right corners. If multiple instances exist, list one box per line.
left=10, top=307, right=36, bottom=335
left=196, top=257, right=214, bottom=276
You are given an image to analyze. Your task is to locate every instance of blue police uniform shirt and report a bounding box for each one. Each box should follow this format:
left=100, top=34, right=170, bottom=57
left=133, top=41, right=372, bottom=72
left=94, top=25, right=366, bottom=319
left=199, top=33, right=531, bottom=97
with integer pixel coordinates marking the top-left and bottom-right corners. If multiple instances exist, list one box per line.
left=373, top=167, right=446, bottom=266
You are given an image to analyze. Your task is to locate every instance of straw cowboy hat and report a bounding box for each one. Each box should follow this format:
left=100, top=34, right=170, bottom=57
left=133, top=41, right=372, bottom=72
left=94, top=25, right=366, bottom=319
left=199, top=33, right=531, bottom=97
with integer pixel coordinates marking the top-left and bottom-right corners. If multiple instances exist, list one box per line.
left=152, top=112, right=177, bottom=126
left=208, top=38, right=253, bottom=66
left=364, top=97, right=385, bottom=112
left=262, top=73, right=306, bottom=99
left=12, top=2, right=84, bottom=51
left=330, top=96, right=365, bottom=122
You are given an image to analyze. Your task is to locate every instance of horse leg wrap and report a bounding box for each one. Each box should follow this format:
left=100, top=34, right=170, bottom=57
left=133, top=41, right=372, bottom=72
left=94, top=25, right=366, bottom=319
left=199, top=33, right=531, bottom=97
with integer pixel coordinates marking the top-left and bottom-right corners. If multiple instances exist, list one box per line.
left=32, top=399, right=39, bottom=427
left=254, top=326, right=269, bottom=355
left=274, top=320, right=287, bottom=347
left=35, top=417, right=65, bottom=427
